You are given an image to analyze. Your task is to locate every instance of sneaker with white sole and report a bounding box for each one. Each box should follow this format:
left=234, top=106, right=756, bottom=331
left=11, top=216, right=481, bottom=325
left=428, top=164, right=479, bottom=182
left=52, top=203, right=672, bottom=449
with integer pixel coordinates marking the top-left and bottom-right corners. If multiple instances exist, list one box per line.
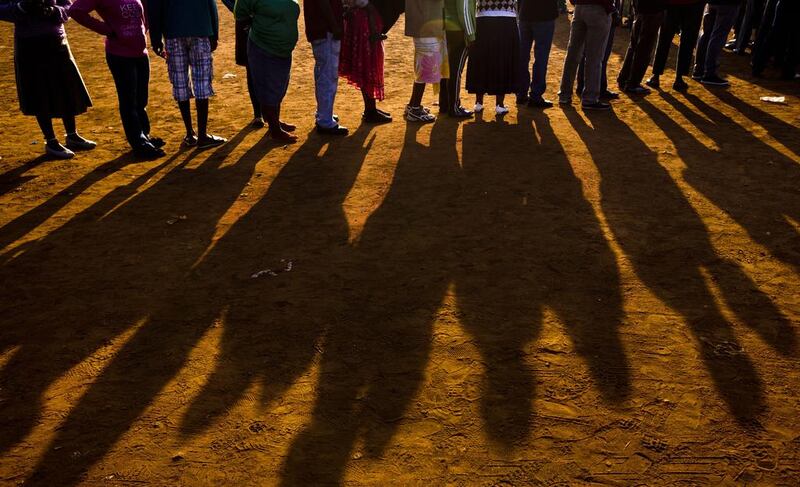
left=474, top=103, right=484, bottom=113
left=405, top=105, right=436, bottom=123
left=495, top=105, right=509, bottom=115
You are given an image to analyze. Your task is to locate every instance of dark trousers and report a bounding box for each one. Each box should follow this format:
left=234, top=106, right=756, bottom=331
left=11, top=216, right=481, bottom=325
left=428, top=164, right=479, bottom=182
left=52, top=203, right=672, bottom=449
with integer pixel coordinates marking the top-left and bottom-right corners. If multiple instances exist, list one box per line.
left=577, top=21, right=616, bottom=94
left=652, top=2, right=705, bottom=76
left=518, top=19, right=556, bottom=99
left=753, top=0, right=800, bottom=77
left=618, top=6, right=665, bottom=87
left=734, top=0, right=766, bottom=52
left=439, top=29, right=468, bottom=113
left=106, top=53, right=150, bottom=149
left=694, top=3, right=741, bottom=77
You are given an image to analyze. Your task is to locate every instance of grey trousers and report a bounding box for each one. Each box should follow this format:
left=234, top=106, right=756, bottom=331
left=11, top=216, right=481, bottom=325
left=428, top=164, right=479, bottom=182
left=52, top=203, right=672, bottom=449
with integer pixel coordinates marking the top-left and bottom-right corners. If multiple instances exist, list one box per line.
left=559, top=4, right=612, bottom=104
left=694, top=3, right=741, bottom=77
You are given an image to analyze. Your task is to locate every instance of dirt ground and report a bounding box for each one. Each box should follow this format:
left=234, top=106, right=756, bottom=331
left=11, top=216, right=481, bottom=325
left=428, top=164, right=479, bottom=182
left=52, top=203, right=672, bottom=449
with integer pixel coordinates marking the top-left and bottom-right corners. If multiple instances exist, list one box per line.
left=1, top=8, right=800, bottom=486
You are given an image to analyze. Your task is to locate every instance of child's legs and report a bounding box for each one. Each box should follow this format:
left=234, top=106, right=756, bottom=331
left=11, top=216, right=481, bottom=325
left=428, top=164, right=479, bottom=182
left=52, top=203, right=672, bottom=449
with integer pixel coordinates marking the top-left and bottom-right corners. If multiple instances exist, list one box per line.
left=311, top=33, right=341, bottom=129
left=166, top=38, right=195, bottom=135
left=188, top=37, right=215, bottom=137
left=36, top=116, right=56, bottom=140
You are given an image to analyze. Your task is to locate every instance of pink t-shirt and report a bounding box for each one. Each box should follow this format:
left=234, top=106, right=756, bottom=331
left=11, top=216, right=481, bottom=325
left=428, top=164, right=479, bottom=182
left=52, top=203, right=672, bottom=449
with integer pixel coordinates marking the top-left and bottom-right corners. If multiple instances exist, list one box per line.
left=69, top=0, right=148, bottom=57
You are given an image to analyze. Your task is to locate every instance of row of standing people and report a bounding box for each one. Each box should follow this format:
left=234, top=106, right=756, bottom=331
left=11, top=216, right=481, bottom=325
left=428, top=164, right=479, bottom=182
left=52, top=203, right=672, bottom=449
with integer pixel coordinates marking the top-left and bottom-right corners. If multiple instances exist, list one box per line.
left=1, top=0, right=796, bottom=159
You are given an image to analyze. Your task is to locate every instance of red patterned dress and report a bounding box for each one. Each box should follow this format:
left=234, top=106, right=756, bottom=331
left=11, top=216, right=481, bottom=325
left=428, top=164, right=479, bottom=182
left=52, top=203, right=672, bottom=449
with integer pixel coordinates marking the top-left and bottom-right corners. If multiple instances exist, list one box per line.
left=339, top=2, right=386, bottom=101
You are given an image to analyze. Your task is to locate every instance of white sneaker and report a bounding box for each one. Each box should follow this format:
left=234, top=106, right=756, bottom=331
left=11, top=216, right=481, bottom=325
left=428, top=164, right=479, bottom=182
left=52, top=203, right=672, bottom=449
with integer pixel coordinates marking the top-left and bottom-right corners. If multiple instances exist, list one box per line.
left=474, top=103, right=484, bottom=113
left=496, top=105, right=509, bottom=115
left=405, top=105, right=436, bottom=123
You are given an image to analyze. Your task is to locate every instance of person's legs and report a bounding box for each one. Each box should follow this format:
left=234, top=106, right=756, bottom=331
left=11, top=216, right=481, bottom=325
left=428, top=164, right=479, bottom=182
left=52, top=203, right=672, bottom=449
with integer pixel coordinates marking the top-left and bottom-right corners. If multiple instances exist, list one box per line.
left=703, top=4, right=741, bottom=79
left=188, top=37, right=224, bottom=145
left=106, top=53, right=147, bottom=148
left=530, top=20, right=556, bottom=99
left=245, top=63, right=262, bottom=120
left=652, top=6, right=680, bottom=76
left=517, top=20, right=535, bottom=101
left=36, top=116, right=56, bottom=141
left=677, top=3, right=704, bottom=77
left=443, top=29, right=469, bottom=114
left=560, top=7, right=590, bottom=102
left=625, top=11, right=665, bottom=88
left=600, top=21, right=616, bottom=92
left=693, top=5, right=716, bottom=77
left=581, top=6, right=612, bottom=104
left=311, top=33, right=342, bottom=130
left=618, top=6, right=644, bottom=88
left=166, top=38, right=196, bottom=141
left=136, top=56, right=152, bottom=139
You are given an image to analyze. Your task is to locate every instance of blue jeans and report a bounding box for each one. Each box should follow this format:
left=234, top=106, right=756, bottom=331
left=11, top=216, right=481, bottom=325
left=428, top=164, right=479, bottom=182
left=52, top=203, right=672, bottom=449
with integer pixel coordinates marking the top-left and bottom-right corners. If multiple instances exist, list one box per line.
left=311, top=33, right=341, bottom=129
left=518, top=19, right=556, bottom=100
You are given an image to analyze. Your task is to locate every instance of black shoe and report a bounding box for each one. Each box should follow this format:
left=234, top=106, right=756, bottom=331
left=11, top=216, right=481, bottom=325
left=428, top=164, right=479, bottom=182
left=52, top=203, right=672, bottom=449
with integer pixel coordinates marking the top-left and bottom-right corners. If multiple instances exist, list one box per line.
left=45, top=139, right=75, bottom=159
left=316, top=124, right=349, bottom=136
left=645, top=75, right=660, bottom=89
left=581, top=101, right=612, bottom=111
left=251, top=117, right=266, bottom=128
left=363, top=109, right=393, bottom=124
left=147, top=136, right=166, bottom=149
left=197, top=134, right=227, bottom=149
left=700, top=74, right=729, bottom=87
left=133, top=141, right=166, bottom=159
left=600, top=90, right=620, bottom=100
left=691, top=71, right=703, bottom=80
left=624, top=84, right=651, bottom=95
left=527, top=97, right=554, bottom=108
left=672, top=77, right=688, bottom=91
left=65, top=133, right=97, bottom=151
left=449, top=106, right=474, bottom=118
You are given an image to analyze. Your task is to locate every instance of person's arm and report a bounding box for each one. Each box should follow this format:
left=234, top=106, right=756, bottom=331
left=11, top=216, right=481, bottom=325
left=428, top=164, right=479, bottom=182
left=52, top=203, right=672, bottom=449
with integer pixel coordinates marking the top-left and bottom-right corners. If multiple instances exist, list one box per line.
left=145, top=0, right=164, bottom=55
left=43, top=0, right=71, bottom=24
left=0, top=1, right=26, bottom=22
left=68, top=0, right=113, bottom=35
left=456, top=0, right=475, bottom=44
left=208, top=0, right=218, bottom=41
left=314, top=0, right=342, bottom=39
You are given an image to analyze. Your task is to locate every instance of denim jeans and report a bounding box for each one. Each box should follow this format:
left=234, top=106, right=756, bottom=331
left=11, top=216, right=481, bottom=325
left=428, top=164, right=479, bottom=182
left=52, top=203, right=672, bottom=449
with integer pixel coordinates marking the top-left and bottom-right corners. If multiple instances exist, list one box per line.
left=106, top=53, right=150, bottom=149
left=694, top=4, right=741, bottom=77
left=560, top=4, right=612, bottom=103
left=518, top=19, right=555, bottom=100
left=577, top=21, right=615, bottom=94
left=311, top=33, right=341, bottom=129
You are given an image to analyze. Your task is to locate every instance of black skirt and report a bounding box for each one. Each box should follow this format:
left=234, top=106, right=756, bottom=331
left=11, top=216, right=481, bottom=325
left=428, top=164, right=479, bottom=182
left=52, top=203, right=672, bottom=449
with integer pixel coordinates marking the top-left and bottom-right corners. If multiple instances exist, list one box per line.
left=466, top=16, right=520, bottom=95
left=14, top=36, right=92, bottom=118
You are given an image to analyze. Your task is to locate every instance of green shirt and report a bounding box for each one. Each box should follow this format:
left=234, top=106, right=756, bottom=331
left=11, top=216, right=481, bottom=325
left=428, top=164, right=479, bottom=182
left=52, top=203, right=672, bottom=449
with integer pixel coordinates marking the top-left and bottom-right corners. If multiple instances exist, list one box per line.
left=235, top=0, right=300, bottom=58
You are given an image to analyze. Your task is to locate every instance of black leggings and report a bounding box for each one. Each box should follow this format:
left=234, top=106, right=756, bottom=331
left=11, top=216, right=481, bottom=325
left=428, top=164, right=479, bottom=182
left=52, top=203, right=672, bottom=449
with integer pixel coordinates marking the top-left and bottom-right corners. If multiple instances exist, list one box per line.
left=245, top=64, right=262, bottom=119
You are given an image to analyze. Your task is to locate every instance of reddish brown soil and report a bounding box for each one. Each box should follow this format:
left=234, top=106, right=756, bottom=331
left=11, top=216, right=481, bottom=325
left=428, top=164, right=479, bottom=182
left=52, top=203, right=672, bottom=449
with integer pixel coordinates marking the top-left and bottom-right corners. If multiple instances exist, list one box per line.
left=1, top=10, right=799, bottom=487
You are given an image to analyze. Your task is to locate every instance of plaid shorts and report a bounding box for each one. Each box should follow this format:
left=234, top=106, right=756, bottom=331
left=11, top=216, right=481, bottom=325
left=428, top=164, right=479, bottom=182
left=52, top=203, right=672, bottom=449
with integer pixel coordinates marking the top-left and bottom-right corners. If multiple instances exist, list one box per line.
left=165, top=37, right=214, bottom=102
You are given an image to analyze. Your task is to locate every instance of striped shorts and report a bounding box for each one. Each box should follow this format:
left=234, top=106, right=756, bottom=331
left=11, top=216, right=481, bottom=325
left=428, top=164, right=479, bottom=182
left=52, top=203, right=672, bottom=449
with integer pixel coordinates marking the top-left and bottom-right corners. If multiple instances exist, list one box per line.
left=165, top=37, right=215, bottom=102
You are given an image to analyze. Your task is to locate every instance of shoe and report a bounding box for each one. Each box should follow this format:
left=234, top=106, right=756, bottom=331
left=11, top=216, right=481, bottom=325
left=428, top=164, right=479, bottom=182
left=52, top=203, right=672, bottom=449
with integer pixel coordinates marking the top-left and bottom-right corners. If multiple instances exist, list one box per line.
left=280, top=121, right=296, bottom=132
left=251, top=117, right=265, bottom=128
left=363, top=109, right=393, bottom=124
left=516, top=95, right=529, bottom=105
left=645, top=75, right=660, bottom=89
left=672, top=77, right=688, bottom=91
left=45, top=139, right=75, bottom=159
left=375, top=108, right=391, bottom=117
left=600, top=90, right=620, bottom=100
left=624, top=85, right=651, bottom=95
left=495, top=105, right=509, bottom=115
left=133, top=141, right=165, bottom=160
left=316, top=124, right=349, bottom=136
left=270, top=129, right=298, bottom=143
left=527, top=97, right=553, bottom=108
left=724, top=39, right=736, bottom=51
left=691, top=71, right=703, bottom=80
left=700, top=74, right=729, bottom=86
left=558, top=97, right=572, bottom=106
left=65, top=133, right=97, bottom=151
left=183, top=134, right=198, bottom=147
left=197, top=134, right=227, bottom=149
left=581, top=101, right=612, bottom=111
left=449, top=106, right=474, bottom=118
left=474, top=102, right=484, bottom=113
left=405, top=105, right=436, bottom=123
left=147, top=136, right=166, bottom=149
